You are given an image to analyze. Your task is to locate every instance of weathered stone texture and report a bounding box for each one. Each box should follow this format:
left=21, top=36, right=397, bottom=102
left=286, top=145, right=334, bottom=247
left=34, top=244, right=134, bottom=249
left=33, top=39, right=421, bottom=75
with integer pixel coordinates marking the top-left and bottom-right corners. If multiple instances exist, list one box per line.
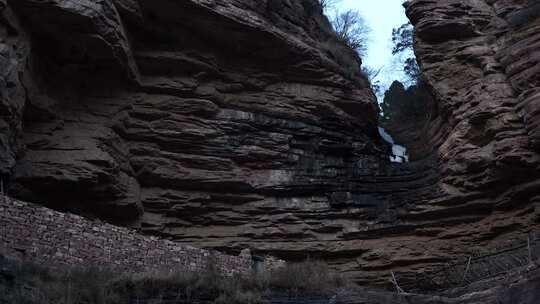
left=0, top=0, right=408, bottom=285
left=381, top=0, right=540, bottom=285
left=1, top=0, right=540, bottom=289
left=0, top=196, right=276, bottom=275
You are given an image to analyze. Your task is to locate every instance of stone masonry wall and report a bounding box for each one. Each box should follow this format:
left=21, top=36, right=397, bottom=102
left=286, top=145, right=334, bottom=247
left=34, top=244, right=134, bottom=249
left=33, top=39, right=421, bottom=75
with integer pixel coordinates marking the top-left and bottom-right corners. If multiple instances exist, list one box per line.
left=0, top=196, right=282, bottom=275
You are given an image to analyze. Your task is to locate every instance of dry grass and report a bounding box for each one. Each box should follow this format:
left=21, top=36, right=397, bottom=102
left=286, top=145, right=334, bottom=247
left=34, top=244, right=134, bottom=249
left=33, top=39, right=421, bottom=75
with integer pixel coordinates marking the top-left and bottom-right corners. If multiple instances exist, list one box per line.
left=0, top=256, right=347, bottom=304
left=0, top=258, right=114, bottom=304
left=265, top=260, right=346, bottom=295
left=320, top=39, right=361, bottom=79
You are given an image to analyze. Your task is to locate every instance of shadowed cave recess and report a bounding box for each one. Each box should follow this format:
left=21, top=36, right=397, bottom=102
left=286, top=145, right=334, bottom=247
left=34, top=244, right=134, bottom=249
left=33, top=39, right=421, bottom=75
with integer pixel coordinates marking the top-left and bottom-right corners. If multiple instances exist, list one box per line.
left=1, top=0, right=540, bottom=291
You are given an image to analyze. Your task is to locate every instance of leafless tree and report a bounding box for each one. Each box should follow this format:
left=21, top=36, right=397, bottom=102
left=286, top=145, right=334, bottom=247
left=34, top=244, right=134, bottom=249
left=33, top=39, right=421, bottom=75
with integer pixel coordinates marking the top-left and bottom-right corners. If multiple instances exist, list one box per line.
left=391, top=22, right=421, bottom=85
left=331, top=10, right=370, bottom=56
left=362, top=65, right=384, bottom=96
left=319, top=0, right=342, bottom=10
left=362, top=65, right=383, bottom=81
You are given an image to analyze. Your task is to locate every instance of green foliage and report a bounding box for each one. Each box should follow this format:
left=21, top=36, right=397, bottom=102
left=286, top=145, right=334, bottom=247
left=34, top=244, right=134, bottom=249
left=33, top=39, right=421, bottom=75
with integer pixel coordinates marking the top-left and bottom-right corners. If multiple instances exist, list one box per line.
left=403, top=57, right=420, bottom=83
left=391, top=23, right=413, bottom=55
left=0, top=256, right=347, bottom=304
left=391, top=22, right=421, bottom=85
left=380, top=80, right=430, bottom=123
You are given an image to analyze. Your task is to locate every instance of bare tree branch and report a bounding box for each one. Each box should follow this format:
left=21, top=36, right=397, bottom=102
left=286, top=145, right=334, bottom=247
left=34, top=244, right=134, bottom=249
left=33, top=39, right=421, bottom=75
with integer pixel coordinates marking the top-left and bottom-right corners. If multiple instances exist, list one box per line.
left=319, top=0, right=342, bottom=10
left=331, top=10, right=370, bottom=56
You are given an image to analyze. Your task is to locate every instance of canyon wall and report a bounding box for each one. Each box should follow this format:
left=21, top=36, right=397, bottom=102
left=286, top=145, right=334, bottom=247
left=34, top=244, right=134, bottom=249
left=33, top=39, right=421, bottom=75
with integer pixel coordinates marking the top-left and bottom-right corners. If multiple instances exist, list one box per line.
left=387, top=0, right=540, bottom=285
left=1, top=0, right=540, bottom=289
left=0, top=0, right=429, bottom=286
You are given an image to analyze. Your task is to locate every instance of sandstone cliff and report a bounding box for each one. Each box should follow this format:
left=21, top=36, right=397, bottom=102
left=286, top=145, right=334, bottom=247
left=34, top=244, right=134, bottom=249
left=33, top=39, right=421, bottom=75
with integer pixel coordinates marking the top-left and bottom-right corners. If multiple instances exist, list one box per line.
left=2, top=0, right=540, bottom=289
left=388, top=0, right=540, bottom=285
left=0, top=0, right=402, bottom=284
left=344, top=0, right=540, bottom=287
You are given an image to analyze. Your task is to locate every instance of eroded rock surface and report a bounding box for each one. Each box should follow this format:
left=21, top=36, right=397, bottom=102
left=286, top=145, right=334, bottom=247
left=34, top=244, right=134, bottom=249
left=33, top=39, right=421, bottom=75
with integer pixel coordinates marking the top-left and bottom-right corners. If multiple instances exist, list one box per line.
left=387, top=0, right=540, bottom=287
left=1, top=0, right=540, bottom=289
left=0, top=0, right=416, bottom=285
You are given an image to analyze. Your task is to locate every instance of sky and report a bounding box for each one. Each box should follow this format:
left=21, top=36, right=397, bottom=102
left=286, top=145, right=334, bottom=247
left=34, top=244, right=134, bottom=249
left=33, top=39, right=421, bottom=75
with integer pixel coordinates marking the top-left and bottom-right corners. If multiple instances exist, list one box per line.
left=332, top=0, right=412, bottom=97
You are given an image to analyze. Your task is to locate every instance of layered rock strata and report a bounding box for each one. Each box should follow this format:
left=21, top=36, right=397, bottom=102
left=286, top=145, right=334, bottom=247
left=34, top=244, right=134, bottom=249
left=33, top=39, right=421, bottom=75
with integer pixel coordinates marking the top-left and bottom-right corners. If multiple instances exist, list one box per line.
left=387, top=0, right=540, bottom=286
left=1, top=0, right=540, bottom=288
left=0, top=0, right=423, bottom=286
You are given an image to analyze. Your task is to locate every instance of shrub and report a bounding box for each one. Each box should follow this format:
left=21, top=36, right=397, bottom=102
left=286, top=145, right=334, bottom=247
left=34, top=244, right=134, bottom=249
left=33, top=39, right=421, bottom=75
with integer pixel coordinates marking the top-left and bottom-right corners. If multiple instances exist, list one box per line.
left=0, top=256, right=113, bottom=304
left=0, top=255, right=347, bottom=304
left=318, top=0, right=341, bottom=11
left=266, top=260, right=346, bottom=295
left=330, top=10, right=370, bottom=57
left=321, top=39, right=361, bottom=79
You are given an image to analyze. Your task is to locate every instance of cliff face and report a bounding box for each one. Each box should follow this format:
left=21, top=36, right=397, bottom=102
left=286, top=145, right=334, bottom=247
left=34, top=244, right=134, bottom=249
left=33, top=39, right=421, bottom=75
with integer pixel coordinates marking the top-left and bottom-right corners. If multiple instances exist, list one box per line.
left=2, top=0, right=540, bottom=289
left=387, top=0, right=540, bottom=283
left=2, top=0, right=386, bottom=208
left=1, top=0, right=417, bottom=284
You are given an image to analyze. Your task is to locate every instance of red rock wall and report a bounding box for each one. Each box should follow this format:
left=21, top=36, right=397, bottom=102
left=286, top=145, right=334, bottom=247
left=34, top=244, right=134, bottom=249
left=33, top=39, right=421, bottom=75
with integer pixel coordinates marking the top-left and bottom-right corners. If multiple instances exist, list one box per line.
left=0, top=0, right=401, bottom=285
left=2, top=0, right=540, bottom=288
left=374, top=0, right=540, bottom=286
